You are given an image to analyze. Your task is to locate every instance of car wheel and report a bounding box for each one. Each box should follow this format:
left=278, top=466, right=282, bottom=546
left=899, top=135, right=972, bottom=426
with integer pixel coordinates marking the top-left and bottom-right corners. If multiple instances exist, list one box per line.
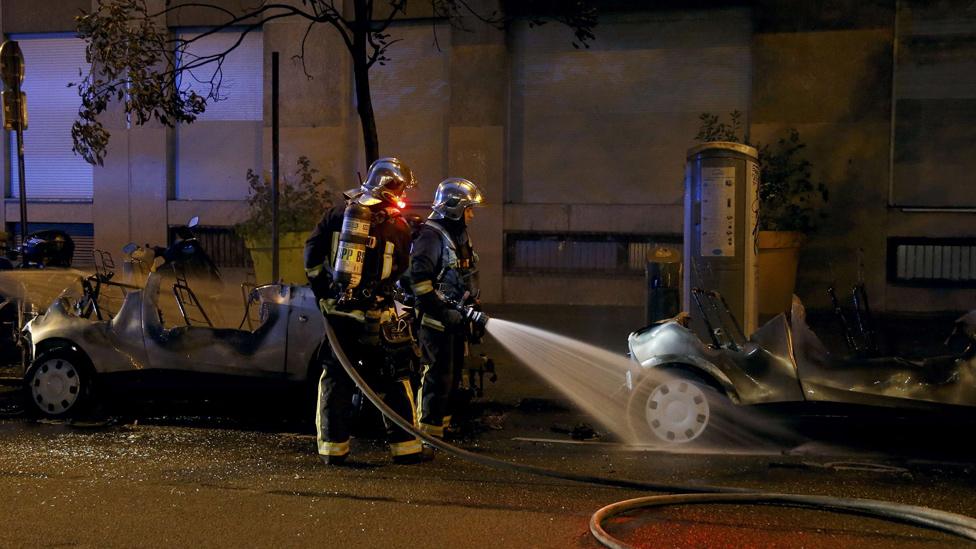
left=627, top=372, right=728, bottom=445
left=24, top=349, right=93, bottom=418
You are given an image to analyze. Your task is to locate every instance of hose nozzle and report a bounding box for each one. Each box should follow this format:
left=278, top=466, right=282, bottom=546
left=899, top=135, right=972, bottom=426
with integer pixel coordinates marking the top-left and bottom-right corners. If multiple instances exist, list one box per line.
left=461, top=304, right=489, bottom=329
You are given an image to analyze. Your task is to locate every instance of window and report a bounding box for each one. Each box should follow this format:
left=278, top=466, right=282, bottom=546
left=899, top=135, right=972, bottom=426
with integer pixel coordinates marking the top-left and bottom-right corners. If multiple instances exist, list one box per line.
left=175, top=30, right=263, bottom=200
left=8, top=36, right=93, bottom=200
left=891, top=2, right=976, bottom=208
left=505, top=232, right=681, bottom=275
left=509, top=10, right=751, bottom=205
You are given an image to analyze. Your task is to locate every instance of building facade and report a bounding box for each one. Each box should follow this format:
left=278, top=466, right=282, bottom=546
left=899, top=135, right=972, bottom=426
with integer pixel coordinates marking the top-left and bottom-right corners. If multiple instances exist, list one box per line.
left=1, top=0, right=973, bottom=312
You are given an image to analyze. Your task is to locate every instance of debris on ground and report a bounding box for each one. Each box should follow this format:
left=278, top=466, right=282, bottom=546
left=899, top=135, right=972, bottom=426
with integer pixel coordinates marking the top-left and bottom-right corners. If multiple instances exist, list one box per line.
left=769, top=460, right=912, bottom=478
left=550, top=422, right=601, bottom=441
left=516, top=398, right=569, bottom=413
left=478, top=412, right=507, bottom=431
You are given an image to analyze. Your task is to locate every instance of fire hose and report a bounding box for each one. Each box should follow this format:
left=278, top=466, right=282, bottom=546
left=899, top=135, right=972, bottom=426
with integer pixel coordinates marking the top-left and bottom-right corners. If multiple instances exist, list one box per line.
left=323, top=318, right=976, bottom=547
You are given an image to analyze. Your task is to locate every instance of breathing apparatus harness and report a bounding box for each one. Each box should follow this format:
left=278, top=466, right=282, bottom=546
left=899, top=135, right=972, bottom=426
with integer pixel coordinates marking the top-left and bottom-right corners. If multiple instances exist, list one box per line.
left=327, top=202, right=405, bottom=306
left=316, top=200, right=410, bottom=363
left=415, top=219, right=488, bottom=332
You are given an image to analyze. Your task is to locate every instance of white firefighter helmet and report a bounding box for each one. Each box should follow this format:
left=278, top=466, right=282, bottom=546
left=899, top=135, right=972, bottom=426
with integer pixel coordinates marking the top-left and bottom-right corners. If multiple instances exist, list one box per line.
left=346, top=157, right=417, bottom=206
left=429, top=178, right=484, bottom=220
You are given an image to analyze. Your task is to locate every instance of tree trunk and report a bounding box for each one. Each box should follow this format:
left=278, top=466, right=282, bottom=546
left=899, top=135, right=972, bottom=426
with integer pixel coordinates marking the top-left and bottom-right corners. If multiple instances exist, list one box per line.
left=352, top=1, right=379, bottom=165
left=353, top=58, right=379, bottom=165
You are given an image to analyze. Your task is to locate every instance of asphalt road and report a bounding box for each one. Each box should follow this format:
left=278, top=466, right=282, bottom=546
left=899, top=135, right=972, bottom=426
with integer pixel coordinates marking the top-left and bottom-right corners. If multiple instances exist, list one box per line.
left=2, top=392, right=975, bottom=548
left=3, top=304, right=975, bottom=547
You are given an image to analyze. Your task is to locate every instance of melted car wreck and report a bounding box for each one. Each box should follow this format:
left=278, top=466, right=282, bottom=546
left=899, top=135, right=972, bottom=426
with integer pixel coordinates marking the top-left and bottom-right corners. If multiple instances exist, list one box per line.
left=22, top=268, right=326, bottom=417
left=626, top=295, right=976, bottom=444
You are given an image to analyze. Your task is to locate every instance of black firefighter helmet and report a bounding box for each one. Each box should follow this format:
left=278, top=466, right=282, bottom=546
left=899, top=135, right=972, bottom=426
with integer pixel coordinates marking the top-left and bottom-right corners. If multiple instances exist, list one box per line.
left=21, top=229, right=75, bottom=268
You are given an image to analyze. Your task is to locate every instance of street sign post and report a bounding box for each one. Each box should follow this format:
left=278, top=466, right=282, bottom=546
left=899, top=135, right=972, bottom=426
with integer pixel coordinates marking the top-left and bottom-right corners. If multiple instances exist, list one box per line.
left=1, top=40, right=29, bottom=246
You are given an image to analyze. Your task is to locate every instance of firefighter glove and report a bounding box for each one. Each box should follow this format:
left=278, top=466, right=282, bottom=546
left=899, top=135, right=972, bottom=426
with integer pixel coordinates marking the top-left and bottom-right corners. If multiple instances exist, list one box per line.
left=442, top=308, right=465, bottom=327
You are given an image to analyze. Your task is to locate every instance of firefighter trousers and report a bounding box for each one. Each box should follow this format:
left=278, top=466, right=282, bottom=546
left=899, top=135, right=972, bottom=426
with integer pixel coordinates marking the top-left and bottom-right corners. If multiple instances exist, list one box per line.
left=316, top=315, right=421, bottom=459
left=417, top=323, right=466, bottom=438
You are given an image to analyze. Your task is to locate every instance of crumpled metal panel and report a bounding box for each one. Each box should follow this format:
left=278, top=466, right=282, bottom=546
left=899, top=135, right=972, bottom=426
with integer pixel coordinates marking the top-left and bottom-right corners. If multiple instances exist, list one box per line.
left=790, top=297, right=976, bottom=409
left=27, top=286, right=150, bottom=374
left=628, top=296, right=976, bottom=410
left=628, top=313, right=804, bottom=406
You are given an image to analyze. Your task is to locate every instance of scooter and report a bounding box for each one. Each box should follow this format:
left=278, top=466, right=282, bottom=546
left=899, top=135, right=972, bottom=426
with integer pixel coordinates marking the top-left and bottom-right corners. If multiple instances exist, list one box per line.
left=0, top=228, right=75, bottom=270
left=123, top=216, right=221, bottom=283
left=122, top=216, right=222, bottom=327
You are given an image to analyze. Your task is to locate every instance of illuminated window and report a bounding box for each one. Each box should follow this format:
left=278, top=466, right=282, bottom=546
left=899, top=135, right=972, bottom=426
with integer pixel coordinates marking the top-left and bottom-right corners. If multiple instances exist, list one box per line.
left=8, top=35, right=93, bottom=201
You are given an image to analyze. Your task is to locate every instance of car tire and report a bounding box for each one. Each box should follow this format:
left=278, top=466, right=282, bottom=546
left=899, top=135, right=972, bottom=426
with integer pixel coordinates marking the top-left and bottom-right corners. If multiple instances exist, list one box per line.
left=24, top=348, right=94, bottom=418
left=626, top=370, right=731, bottom=445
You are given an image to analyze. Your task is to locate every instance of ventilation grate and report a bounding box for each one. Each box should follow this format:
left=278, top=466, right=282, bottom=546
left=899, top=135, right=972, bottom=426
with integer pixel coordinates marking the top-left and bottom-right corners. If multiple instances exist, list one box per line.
left=888, top=237, right=976, bottom=287
left=505, top=232, right=681, bottom=275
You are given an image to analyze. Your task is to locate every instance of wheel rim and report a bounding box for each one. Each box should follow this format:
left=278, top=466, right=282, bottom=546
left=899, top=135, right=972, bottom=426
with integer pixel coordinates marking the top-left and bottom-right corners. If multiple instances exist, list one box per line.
left=31, top=358, right=81, bottom=415
left=644, top=379, right=710, bottom=443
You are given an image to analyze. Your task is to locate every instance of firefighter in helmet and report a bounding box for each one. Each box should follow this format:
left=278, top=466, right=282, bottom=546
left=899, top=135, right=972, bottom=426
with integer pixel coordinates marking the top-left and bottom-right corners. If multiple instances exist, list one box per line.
left=304, top=157, right=425, bottom=465
left=408, top=178, right=486, bottom=440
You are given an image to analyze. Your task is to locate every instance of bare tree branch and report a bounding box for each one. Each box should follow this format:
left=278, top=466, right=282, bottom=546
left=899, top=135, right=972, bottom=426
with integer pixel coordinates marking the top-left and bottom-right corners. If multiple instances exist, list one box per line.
left=72, top=0, right=597, bottom=165
left=292, top=20, right=318, bottom=80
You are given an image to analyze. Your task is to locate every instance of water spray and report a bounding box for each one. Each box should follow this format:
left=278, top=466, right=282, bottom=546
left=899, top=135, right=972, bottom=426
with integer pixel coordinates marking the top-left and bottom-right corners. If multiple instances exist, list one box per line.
left=324, top=316, right=976, bottom=547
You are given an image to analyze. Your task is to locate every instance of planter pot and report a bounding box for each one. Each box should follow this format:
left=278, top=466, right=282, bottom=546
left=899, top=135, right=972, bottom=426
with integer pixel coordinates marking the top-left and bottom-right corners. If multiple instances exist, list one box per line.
left=757, top=230, right=805, bottom=317
left=244, top=232, right=310, bottom=285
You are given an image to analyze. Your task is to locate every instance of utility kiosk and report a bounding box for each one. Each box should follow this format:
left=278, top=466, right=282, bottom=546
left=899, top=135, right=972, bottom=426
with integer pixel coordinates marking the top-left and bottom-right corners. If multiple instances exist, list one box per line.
left=684, top=142, right=761, bottom=338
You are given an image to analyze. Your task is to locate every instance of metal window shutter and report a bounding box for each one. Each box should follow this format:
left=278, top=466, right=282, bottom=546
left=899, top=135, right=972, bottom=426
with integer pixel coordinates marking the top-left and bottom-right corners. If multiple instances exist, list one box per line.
left=176, top=30, right=263, bottom=122
left=9, top=36, right=93, bottom=200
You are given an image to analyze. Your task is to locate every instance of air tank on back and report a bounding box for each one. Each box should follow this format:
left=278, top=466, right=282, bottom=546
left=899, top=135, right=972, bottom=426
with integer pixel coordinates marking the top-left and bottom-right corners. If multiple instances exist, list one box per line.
left=333, top=202, right=372, bottom=291
left=684, top=142, right=760, bottom=337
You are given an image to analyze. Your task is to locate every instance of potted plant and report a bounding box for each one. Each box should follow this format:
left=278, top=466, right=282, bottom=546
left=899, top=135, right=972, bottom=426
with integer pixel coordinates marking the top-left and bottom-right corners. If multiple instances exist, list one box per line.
left=236, top=156, right=336, bottom=284
left=695, top=112, right=829, bottom=316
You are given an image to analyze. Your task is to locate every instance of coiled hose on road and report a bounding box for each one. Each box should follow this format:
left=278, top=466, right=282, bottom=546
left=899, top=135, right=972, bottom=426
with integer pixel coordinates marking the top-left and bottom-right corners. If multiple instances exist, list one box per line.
left=324, top=319, right=976, bottom=547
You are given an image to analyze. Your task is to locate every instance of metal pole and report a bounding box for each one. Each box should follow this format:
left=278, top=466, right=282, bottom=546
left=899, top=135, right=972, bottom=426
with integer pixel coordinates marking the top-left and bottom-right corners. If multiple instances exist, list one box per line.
left=15, top=125, right=27, bottom=245
left=0, top=40, right=29, bottom=247
left=271, top=51, right=280, bottom=282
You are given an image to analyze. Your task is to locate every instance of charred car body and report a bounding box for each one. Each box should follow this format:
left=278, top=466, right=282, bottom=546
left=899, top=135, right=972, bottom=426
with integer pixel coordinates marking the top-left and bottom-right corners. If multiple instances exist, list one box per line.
left=22, top=271, right=327, bottom=417
left=15, top=218, right=335, bottom=417
left=626, top=292, right=976, bottom=444
left=17, top=217, right=493, bottom=419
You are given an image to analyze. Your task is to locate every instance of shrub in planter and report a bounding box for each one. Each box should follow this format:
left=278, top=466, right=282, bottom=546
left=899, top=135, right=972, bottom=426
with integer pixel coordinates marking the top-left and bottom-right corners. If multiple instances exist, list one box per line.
left=236, top=157, right=336, bottom=283
left=695, top=111, right=829, bottom=315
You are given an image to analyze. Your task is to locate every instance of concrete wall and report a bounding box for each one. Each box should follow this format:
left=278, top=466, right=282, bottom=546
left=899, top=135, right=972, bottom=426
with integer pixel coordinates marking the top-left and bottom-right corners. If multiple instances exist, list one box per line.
left=751, top=0, right=976, bottom=312
left=446, top=7, right=507, bottom=304
left=504, top=8, right=752, bottom=305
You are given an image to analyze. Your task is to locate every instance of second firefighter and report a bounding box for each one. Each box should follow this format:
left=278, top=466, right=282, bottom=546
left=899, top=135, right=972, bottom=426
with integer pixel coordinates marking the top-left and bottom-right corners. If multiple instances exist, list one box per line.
left=408, top=178, right=486, bottom=438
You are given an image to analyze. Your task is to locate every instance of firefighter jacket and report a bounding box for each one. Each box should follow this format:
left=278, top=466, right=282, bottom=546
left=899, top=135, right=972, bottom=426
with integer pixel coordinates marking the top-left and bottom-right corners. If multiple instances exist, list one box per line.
left=304, top=202, right=412, bottom=312
left=407, top=218, right=478, bottom=320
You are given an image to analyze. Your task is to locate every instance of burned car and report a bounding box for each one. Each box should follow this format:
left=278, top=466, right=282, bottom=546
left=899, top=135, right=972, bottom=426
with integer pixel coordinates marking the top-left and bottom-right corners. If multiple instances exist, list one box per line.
left=21, top=269, right=329, bottom=417
left=625, top=291, right=976, bottom=444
